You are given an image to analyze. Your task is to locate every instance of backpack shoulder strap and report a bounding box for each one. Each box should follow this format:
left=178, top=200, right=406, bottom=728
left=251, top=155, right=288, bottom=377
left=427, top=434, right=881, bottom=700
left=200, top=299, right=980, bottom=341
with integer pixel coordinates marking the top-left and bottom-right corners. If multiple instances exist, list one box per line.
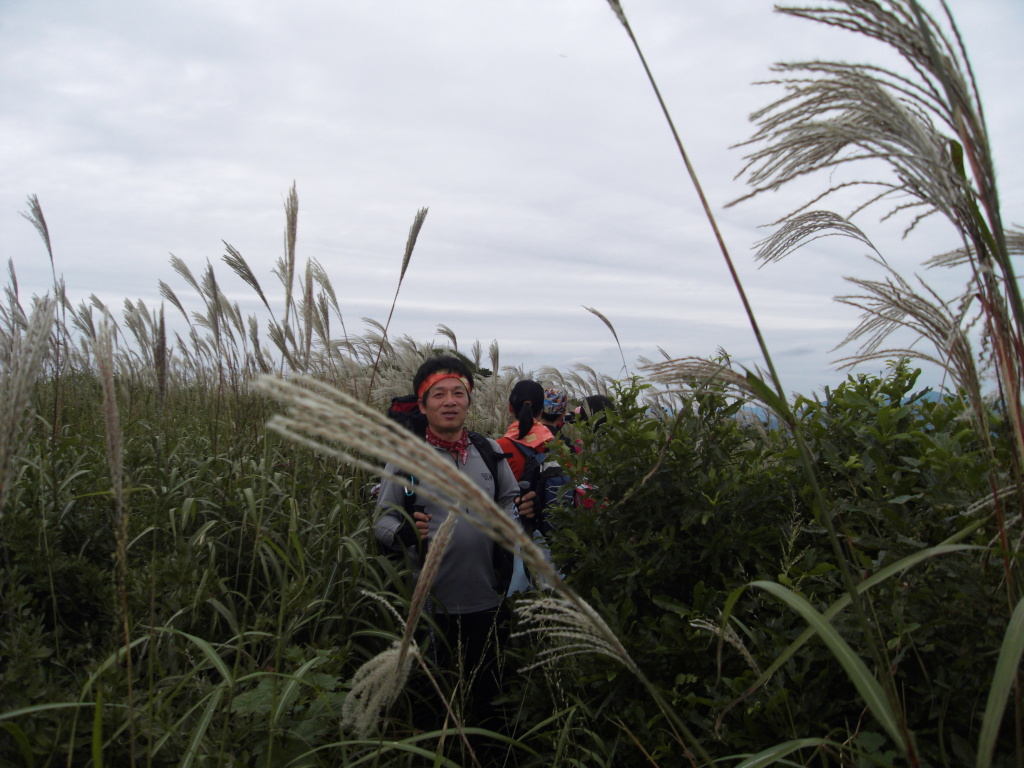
left=467, top=431, right=512, bottom=501
left=495, top=435, right=515, bottom=457
left=468, top=431, right=517, bottom=595
left=502, top=438, right=546, bottom=466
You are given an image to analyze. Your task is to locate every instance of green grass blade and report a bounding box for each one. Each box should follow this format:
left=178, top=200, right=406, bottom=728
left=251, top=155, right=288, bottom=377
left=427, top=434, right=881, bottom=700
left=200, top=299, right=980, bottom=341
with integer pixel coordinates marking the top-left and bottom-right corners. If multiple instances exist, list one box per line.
left=0, top=702, right=91, bottom=721
left=91, top=686, right=104, bottom=768
left=751, top=580, right=906, bottom=754
left=733, top=736, right=830, bottom=767
left=0, top=722, right=36, bottom=768
left=180, top=687, right=225, bottom=768
left=976, top=596, right=1024, bottom=768
left=156, top=627, right=232, bottom=680
left=720, top=543, right=978, bottom=726
left=270, top=653, right=328, bottom=727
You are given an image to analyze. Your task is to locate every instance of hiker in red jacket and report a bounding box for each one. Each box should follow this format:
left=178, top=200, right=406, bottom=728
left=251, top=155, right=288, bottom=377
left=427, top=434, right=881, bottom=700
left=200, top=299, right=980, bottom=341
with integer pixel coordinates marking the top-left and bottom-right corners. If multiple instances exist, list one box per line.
left=496, top=379, right=555, bottom=480
left=498, top=379, right=572, bottom=594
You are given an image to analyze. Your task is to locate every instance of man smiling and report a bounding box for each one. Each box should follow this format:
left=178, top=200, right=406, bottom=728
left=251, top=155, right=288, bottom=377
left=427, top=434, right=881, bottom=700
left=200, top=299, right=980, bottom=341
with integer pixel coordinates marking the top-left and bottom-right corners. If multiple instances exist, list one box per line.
left=374, top=355, right=533, bottom=729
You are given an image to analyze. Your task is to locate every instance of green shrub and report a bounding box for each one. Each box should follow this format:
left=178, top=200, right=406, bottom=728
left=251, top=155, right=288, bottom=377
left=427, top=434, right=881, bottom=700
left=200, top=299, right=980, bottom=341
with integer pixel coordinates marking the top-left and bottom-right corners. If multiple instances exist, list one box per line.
left=513, top=366, right=1012, bottom=765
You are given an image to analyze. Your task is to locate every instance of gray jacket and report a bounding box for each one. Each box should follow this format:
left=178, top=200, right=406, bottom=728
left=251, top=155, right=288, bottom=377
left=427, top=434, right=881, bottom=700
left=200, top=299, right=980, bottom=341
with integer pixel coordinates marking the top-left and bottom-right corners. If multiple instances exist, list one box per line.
left=374, top=436, right=519, bottom=614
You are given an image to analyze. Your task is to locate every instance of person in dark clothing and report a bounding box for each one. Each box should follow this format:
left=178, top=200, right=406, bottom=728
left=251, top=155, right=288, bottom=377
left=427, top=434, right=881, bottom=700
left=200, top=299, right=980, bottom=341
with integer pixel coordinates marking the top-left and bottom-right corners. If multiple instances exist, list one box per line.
left=374, top=356, right=534, bottom=733
left=539, top=387, right=568, bottom=431
left=578, top=393, right=614, bottom=427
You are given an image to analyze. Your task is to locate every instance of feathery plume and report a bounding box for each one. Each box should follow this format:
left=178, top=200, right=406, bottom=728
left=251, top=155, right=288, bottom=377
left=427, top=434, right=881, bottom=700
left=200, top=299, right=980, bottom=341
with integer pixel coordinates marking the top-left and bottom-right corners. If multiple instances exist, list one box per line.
left=19, top=194, right=54, bottom=273
left=367, top=207, right=429, bottom=396
left=831, top=255, right=981, bottom=399
left=584, top=306, right=629, bottom=376
left=282, top=182, right=299, bottom=332
left=435, top=323, right=458, bottom=352
left=155, top=305, right=167, bottom=416
left=0, top=296, right=56, bottom=515
left=340, top=512, right=457, bottom=736
left=400, top=207, right=428, bottom=283
left=641, top=355, right=779, bottom=416
left=513, top=596, right=638, bottom=675
left=341, top=642, right=416, bottom=738
left=689, top=617, right=762, bottom=676
left=754, top=210, right=882, bottom=266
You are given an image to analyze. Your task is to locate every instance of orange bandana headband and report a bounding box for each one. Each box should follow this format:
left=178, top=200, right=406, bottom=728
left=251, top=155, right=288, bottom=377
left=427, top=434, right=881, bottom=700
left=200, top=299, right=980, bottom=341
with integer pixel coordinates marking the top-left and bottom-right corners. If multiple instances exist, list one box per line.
left=417, top=372, right=472, bottom=400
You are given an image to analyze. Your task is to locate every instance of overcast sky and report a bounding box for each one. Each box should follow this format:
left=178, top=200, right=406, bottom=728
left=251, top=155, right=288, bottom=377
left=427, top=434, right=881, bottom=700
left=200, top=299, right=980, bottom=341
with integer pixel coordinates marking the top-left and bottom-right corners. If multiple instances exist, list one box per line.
left=2, top=0, right=1021, bottom=397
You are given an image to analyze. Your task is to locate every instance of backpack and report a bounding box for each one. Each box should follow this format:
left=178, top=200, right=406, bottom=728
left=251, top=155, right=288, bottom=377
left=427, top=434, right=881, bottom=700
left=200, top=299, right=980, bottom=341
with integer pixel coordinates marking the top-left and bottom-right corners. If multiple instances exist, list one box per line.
left=385, top=394, right=515, bottom=594
left=387, top=394, right=427, bottom=437
left=501, top=440, right=574, bottom=537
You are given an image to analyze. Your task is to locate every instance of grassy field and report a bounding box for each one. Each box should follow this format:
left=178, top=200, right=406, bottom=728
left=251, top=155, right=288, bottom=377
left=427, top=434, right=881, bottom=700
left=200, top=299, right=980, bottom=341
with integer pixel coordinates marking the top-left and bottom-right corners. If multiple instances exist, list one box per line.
left=3, top=1, right=1023, bottom=766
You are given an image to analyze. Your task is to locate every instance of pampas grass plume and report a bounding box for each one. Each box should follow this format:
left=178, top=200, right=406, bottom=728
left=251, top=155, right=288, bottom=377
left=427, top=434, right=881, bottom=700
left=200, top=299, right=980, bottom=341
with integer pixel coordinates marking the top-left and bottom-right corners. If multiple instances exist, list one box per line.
left=0, top=296, right=56, bottom=514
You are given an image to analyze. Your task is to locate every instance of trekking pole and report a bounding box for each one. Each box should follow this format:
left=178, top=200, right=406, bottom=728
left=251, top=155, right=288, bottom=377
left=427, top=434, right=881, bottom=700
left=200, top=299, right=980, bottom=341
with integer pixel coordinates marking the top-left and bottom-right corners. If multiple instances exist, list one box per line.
left=405, top=488, right=435, bottom=663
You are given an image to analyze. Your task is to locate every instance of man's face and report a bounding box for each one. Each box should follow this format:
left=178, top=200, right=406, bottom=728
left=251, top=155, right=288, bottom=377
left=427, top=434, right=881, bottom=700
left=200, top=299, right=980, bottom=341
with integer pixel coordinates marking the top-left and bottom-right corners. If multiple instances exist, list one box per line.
left=418, top=377, right=470, bottom=438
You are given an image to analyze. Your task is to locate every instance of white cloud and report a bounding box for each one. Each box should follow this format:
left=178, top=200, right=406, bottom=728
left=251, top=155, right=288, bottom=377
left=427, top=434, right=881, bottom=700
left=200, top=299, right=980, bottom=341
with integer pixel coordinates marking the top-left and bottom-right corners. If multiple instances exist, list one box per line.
left=2, top=0, right=1021, bottom=399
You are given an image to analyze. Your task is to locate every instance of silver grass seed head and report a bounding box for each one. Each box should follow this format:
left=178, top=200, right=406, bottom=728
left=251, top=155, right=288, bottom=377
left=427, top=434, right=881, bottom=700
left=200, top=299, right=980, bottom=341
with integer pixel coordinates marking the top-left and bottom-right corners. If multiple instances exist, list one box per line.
left=357, top=589, right=407, bottom=630
left=341, top=641, right=417, bottom=738
left=512, top=595, right=638, bottom=676
left=405, top=513, right=456, bottom=617
left=605, top=0, right=627, bottom=28
left=397, top=510, right=457, bottom=676
left=400, top=207, right=428, bottom=283
left=94, top=321, right=124, bottom=516
left=690, top=617, right=761, bottom=675
left=19, top=194, right=54, bottom=265
left=0, top=296, right=56, bottom=514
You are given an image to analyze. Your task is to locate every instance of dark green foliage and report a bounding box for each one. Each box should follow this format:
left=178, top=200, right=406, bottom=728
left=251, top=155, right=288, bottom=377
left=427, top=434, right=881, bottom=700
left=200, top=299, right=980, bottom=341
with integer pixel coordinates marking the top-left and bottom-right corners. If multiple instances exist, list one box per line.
left=1, top=362, right=1018, bottom=766
left=512, top=367, right=1014, bottom=766
left=524, top=380, right=803, bottom=762
left=792, top=362, right=1011, bottom=761
left=0, top=379, right=403, bottom=766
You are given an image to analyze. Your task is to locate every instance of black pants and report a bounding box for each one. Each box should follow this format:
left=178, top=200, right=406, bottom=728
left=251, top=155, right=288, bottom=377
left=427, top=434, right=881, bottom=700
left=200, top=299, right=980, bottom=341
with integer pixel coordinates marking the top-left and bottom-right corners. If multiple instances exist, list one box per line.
left=430, top=604, right=510, bottom=732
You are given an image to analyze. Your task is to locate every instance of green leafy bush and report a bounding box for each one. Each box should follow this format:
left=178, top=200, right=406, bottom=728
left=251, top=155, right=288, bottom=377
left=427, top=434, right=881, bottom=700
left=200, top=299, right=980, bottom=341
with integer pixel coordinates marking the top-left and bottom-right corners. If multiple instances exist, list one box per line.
left=514, top=366, right=1012, bottom=765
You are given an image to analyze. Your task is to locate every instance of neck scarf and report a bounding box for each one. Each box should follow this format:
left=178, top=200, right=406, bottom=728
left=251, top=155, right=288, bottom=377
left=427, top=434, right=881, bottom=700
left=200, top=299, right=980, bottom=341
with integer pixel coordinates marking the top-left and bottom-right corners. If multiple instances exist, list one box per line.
left=426, top=427, right=470, bottom=465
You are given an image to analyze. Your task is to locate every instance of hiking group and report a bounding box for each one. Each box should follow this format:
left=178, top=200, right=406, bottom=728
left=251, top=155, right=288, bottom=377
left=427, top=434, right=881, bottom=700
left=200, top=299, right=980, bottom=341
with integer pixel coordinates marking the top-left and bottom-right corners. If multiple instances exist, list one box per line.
left=373, top=355, right=605, bottom=735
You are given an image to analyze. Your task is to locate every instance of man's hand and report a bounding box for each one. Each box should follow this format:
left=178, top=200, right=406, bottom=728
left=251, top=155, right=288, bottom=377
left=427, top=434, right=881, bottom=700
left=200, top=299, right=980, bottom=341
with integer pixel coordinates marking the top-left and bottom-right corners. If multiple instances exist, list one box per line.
left=413, top=510, right=431, bottom=539
left=516, top=490, right=537, bottom=520
left=396, top=509, right=432, bottom=549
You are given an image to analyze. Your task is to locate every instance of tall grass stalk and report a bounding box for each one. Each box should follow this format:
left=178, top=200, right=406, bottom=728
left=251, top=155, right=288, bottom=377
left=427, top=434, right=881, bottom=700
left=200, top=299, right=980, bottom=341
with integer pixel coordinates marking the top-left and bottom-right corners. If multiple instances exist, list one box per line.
left=279, top=182, right=299, bottom=370
left=19, top=196, right=65, bottom=448
left=366, top=207, right=428, bottom=398
left=605, top=0, right=921, bottom=759
left=727, top=0, right=1023, bottom=754
left=583, top=306, right=629, bottom=377
left=94, top=320, right=135, bottom=768
left=341, top=513, right=456, bottom=738
left=488, top=339, right=500, bottom=417
left=0, top=296, right=56, bottom=514
left=19, top=200, right=74, bottom=664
